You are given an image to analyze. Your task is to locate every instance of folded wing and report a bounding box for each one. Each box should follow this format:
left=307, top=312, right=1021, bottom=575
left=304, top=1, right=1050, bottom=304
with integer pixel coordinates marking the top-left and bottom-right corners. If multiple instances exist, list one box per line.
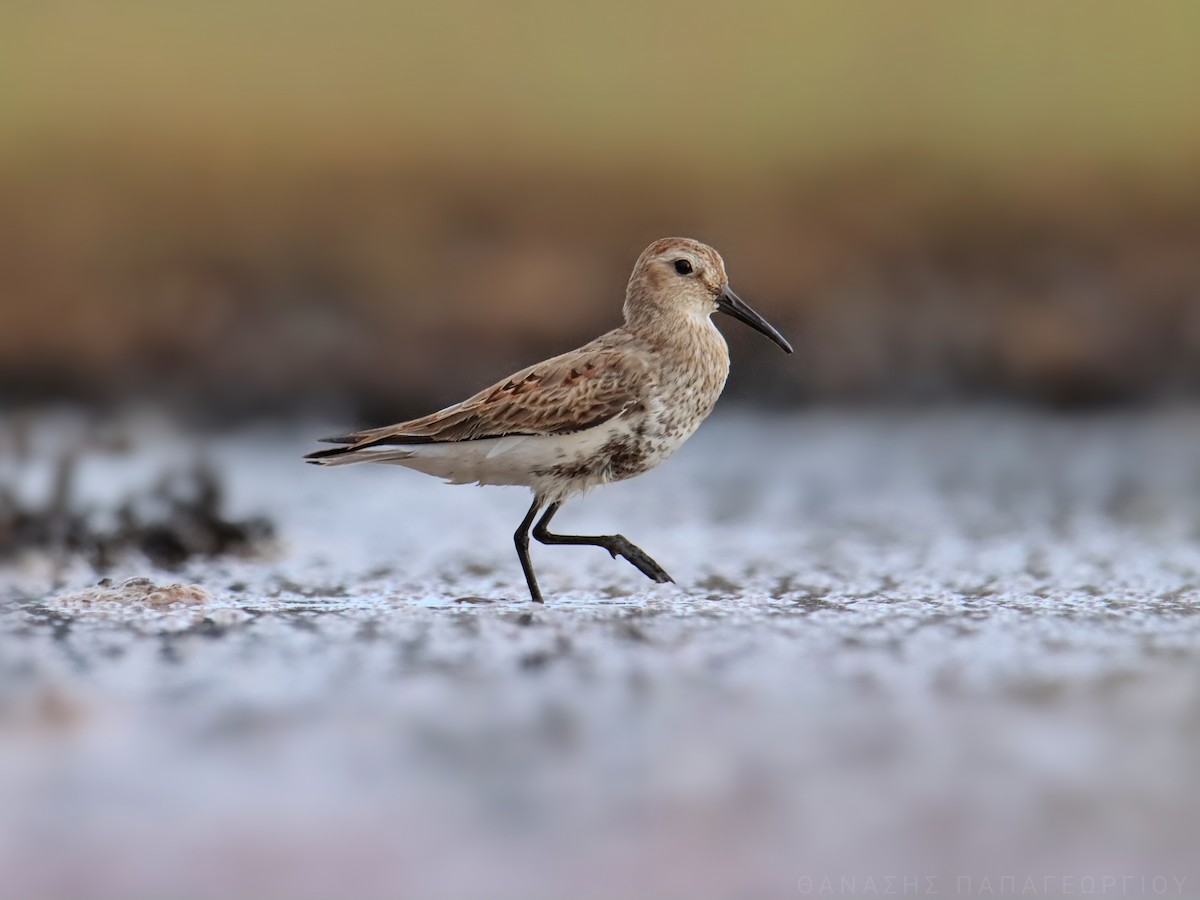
left=305, top=341, right=652, bottom=463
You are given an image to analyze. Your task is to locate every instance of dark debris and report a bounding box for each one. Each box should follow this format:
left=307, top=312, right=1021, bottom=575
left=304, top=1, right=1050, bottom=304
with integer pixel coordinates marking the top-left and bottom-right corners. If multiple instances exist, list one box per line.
left=0, top=456, right=274, bottom=570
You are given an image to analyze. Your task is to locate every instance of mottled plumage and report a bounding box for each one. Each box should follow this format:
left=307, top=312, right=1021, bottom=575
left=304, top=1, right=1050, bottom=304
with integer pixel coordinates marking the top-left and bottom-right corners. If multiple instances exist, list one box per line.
left=306, top=237, right=792, bottom=602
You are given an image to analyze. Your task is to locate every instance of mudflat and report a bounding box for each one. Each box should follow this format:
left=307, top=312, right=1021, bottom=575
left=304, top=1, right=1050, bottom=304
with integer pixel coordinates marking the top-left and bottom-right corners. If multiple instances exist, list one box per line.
left=2, top=409, right=1199, bottom=897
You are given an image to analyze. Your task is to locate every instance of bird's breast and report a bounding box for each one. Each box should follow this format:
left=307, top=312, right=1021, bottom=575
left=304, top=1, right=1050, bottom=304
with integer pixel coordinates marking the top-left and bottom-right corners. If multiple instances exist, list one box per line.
left=649, top=320, right=731, bottom=438
left=603, top=328, right=730, bottom=478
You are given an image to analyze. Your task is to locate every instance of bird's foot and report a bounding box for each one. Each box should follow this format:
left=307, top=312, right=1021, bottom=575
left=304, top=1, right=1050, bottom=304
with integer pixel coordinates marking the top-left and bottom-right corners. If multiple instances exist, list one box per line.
left=607, top=537, right=674, bottom=584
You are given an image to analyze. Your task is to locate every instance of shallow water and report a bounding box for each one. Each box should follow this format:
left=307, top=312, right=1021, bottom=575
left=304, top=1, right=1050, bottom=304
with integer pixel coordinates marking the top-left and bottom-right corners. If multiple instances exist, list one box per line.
left=2, top=410, right=1200, bottom=898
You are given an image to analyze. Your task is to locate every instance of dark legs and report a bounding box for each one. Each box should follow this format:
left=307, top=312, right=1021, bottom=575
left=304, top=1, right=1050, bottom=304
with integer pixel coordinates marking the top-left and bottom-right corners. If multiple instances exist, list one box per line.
left=532, top=502, right=674, bottom=585
left=514, top=499, right=675, bottom=604
left=514, top=497, right=545, bottom=604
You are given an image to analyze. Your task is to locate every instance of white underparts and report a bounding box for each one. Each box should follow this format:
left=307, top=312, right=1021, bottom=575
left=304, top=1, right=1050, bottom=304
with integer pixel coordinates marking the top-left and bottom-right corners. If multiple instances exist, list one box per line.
left=322, top=415, right=638, bottom=501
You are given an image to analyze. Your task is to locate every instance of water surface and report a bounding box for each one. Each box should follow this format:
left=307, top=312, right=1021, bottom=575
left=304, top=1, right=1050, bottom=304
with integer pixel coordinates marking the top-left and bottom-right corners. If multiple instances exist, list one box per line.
left=3, top=410, right=1199, bottom=898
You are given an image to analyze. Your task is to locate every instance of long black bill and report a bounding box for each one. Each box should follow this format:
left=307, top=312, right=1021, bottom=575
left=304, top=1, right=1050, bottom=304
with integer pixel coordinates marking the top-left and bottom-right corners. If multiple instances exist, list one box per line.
left=716, top=285, right=793, bottom=354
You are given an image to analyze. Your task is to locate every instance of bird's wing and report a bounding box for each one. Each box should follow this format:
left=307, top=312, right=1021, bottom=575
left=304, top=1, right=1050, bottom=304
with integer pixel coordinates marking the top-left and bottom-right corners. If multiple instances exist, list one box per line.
left=317, top=341, right=653, bottom=450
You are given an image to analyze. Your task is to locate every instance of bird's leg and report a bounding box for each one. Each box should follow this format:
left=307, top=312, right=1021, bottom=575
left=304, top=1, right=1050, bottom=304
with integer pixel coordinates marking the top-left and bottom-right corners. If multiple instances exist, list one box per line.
left=532, top=502, right=674, bottom=585
left=514, top=497, right=546, bottom=603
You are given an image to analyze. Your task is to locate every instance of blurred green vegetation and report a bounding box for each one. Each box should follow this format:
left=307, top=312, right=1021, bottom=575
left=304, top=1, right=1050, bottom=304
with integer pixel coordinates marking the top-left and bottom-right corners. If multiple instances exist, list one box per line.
left=2, top=2, right=1200, bottom=414
left=3, top=1, right=1199, bottom=170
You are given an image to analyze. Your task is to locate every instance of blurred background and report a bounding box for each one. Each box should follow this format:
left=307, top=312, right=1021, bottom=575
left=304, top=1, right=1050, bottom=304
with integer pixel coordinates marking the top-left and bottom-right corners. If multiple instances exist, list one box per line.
left=4, top=4, right=1200, bottom=899
left=3, top=1, right=1199, bottom=418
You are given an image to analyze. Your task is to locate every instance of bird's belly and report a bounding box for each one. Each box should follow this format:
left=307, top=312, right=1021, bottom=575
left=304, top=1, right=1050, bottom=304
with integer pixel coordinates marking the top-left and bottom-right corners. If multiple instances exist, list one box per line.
left=367, top=426, right=611, bottom=489
left=530, top=398, right=712, bottom=499
left=527, top=416, right=667, bottom=500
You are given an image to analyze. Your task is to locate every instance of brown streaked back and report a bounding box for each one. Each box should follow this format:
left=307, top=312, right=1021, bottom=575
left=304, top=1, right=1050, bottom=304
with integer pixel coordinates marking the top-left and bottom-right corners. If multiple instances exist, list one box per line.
left=308, top=330, right=656, bottom=457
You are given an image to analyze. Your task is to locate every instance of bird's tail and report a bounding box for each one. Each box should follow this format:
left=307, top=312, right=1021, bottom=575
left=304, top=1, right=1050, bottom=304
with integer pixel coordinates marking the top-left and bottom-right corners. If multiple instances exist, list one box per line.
left=304, top=445, right=357, bottom=466
left=304, top=444, right=417, bottom=466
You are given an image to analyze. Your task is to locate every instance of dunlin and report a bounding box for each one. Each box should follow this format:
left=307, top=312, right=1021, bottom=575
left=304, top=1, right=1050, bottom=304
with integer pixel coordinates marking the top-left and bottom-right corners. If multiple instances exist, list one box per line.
left=306, top=238, right=792, bottom=602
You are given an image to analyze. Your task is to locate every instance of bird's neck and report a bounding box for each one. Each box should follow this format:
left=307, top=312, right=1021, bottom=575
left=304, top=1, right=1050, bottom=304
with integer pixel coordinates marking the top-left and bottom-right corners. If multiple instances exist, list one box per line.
left=626, top=307, right=730, bottom=370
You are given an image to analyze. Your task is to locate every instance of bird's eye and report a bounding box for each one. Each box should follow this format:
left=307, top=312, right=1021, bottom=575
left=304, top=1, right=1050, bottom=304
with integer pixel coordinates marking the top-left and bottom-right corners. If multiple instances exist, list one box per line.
left=673, top=259, right=693, bottom=276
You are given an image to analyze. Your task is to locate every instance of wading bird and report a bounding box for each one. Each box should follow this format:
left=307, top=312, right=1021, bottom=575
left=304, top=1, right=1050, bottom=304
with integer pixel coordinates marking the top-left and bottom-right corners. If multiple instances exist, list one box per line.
left=306, top=238, right=792, bottom=602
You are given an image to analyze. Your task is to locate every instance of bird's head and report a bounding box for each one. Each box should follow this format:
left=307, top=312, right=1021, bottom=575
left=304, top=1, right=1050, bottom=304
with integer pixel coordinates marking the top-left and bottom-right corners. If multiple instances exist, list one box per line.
left=624, top=237, right=792, bottom=354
